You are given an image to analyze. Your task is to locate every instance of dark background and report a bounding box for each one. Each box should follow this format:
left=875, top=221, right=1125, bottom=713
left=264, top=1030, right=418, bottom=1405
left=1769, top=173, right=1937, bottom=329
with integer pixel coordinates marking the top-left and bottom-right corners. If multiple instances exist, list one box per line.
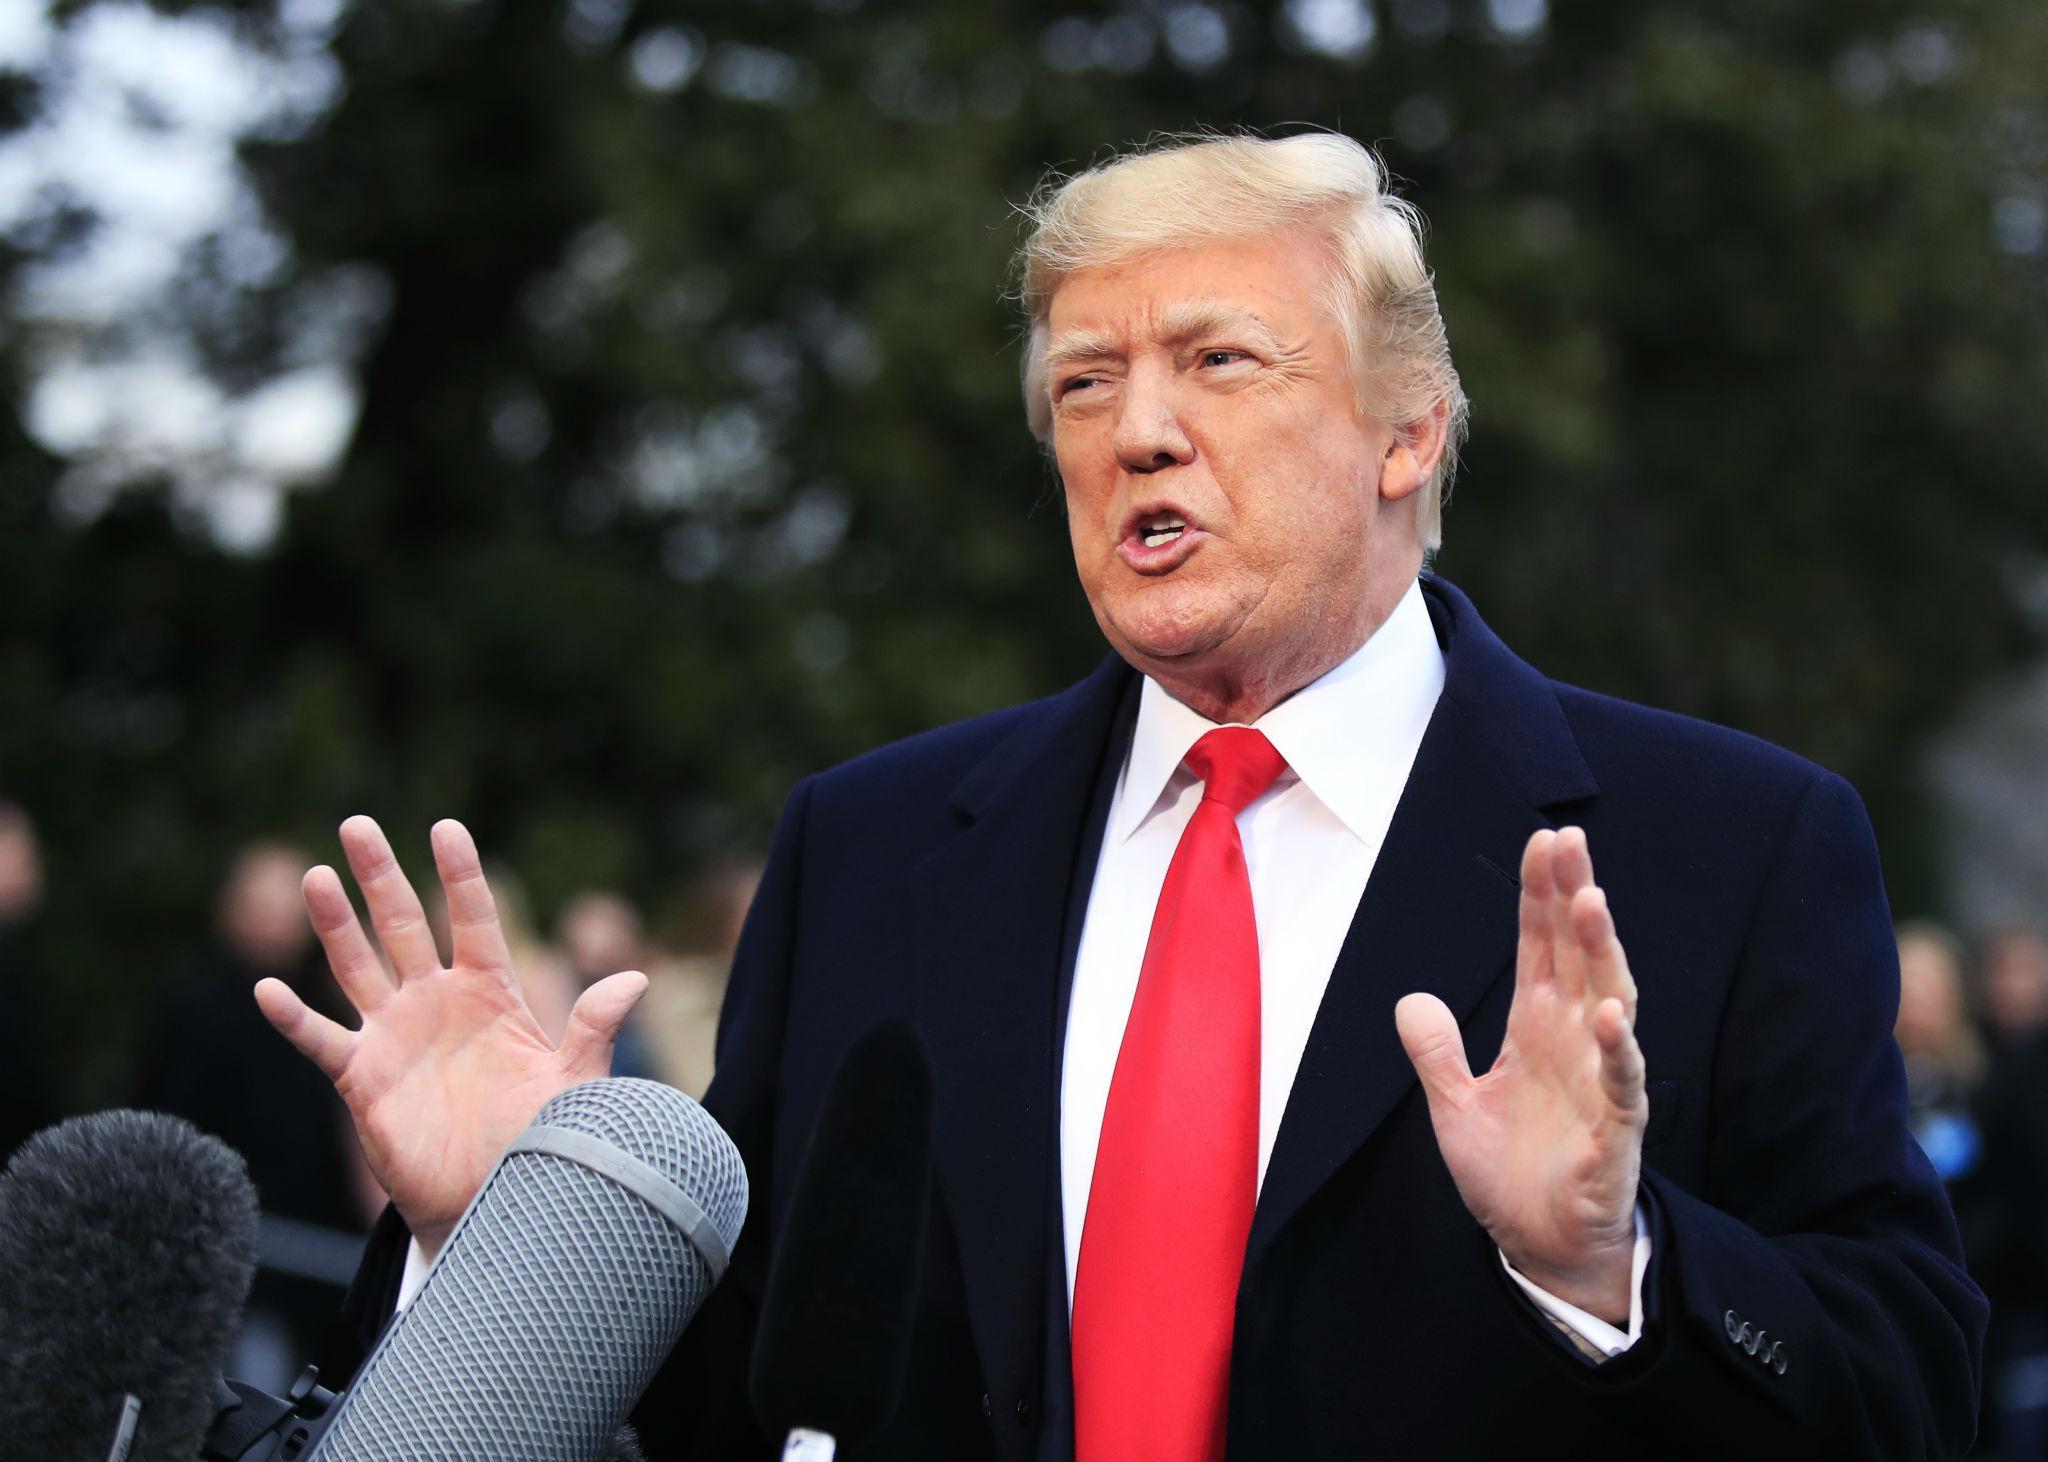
left=2, top=0, right=2045, bottom=1105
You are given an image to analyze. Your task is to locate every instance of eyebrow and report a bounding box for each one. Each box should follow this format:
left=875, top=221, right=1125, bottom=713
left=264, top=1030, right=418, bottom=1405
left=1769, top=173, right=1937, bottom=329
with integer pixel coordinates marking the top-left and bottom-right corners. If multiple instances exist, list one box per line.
left=1042, top=328, right=1119, bottom=374
left=1041, top=301, right=1284, bottom=376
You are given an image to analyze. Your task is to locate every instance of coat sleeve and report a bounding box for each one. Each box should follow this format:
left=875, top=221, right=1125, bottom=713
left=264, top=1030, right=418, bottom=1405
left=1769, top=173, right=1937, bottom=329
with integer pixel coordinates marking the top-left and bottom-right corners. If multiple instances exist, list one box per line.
left=314, top=1200, right=412, bottom=1388
left=1573, top=770, right=1986, bottom=1459
left=630, top=776, right=816, bottom=1462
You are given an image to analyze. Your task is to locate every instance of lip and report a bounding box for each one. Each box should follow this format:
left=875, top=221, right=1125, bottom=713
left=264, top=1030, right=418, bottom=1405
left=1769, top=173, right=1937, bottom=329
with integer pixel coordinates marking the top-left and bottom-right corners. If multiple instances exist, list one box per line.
left=1115, top=501, right=1207, bottom=575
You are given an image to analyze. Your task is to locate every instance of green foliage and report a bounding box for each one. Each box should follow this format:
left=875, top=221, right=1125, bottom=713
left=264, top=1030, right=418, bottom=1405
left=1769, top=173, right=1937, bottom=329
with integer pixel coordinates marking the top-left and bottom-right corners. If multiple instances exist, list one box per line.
left=2, top=0, right=2044, bottom=1101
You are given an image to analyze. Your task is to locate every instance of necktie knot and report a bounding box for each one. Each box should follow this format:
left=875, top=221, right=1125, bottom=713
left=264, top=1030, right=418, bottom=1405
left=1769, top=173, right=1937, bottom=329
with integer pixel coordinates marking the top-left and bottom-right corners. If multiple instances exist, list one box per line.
left=1183, top=727, right=1288, bottom=815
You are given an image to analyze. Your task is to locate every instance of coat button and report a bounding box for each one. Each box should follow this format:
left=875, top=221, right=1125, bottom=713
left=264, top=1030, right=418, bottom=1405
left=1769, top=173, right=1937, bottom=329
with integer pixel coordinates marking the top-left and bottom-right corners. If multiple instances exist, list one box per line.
left=1724, top=1309, right=1742, bottom=1342
left=1016, top=1399, right=1036, bottom=1423
left=1770, top=1343, right=1789, bottom=1375
left=1746, top=1327, right=1766, bottom=1357
left=981, top=1393, right=993, bottom=1418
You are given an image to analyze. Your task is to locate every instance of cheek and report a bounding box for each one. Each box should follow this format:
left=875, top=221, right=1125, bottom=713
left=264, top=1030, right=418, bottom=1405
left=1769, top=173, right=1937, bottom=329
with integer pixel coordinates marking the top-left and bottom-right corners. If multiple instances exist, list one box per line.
left=1292, top=418, right=1381, bottom=518
left=1208, top=429, right=1371, bottom=552
left=1054, top=466, right=1110, bottom=572
left=1051, top=432, right=1102, bottom=505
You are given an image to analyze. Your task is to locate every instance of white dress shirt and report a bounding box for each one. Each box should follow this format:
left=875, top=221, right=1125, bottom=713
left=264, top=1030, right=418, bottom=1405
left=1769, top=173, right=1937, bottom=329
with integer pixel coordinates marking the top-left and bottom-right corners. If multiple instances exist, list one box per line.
left=1059, top=578, right=1645, bottom=1356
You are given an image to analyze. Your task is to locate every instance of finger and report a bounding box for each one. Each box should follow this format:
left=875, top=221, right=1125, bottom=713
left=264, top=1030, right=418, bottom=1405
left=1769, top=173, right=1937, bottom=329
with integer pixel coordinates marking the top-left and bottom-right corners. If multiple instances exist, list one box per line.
left=254, top=976, right=356, bottom=1084
left=559, top=970, right=651, bottom=1083
left=1394, top=992, right=1474, bottom=1105
left=339, top=815, right=441, bottom=983
left=1549, top=826, right=1592, bottom=1000
left=431, top=820, right=515, bottom=978
left=303, top=864, right=398, bottom=1013
left=1572, top=884, right=1638, bottom=1021
left=1516, top=829, right=1558, bottom=988
left=1593, top=997, right=1647, bottom=1117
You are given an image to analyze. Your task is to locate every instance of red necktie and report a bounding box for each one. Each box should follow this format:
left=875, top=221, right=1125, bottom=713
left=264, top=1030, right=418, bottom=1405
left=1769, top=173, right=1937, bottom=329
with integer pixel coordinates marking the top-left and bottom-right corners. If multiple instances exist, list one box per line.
left=1072, top=726, right=1289, bottom=1462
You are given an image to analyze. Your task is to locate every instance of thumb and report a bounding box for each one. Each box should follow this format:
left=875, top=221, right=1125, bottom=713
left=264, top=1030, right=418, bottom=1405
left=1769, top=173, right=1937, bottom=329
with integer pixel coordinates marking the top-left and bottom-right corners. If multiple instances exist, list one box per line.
left=1394, top=992, right=1473, bottom=1101
left=559, top=970, right=651, bottom=1082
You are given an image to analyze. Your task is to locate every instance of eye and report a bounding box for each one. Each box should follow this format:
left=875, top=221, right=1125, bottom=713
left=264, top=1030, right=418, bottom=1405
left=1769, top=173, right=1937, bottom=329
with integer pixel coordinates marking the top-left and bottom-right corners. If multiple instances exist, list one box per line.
left=1199, top=349, right=1248, bottom=369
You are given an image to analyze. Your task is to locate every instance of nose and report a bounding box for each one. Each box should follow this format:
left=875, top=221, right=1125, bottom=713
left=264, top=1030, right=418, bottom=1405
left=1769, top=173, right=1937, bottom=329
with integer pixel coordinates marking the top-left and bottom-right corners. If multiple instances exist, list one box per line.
left=1111, top=368, right=1193, bottom=474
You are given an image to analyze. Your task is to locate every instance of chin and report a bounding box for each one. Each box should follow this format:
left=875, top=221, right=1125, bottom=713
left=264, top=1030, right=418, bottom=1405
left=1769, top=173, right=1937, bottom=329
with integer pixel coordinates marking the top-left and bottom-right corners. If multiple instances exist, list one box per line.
left=1088, top=575, right=1250, bottom=669
left=1104, top=610, right=1235, bottom=668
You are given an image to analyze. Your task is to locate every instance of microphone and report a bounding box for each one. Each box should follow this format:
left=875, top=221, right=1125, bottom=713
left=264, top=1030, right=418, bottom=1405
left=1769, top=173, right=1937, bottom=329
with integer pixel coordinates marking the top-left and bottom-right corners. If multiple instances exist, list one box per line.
left=749, top=1022, right=935, bottom=1462
left=0, top=1110, right=260, bottom=1462
left=309, top=1076, right=748, bottom=1461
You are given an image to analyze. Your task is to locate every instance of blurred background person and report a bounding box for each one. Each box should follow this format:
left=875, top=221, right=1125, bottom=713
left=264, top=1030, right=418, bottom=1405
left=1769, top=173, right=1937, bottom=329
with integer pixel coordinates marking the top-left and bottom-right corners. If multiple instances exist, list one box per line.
left=135, top=840, right=375, bottom=1388
left=555, top=887, right=660, bottom=1080
left=0, top=799, right=53, bottom=1163
left=1980, top=926, right=2048, bottom=1058
left=641, top=858, right=762, bottom=1099
left=1973, top=965, right=2048, bottom=1462
left=1896, top=920, right=1988, bottom=1185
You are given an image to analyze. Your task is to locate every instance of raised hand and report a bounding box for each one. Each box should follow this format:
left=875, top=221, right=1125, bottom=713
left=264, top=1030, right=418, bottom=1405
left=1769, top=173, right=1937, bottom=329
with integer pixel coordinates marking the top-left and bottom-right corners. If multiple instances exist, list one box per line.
left=253, top=815, right=647, bottom=1258
left=1393, top=826, right=1646, bottom=1321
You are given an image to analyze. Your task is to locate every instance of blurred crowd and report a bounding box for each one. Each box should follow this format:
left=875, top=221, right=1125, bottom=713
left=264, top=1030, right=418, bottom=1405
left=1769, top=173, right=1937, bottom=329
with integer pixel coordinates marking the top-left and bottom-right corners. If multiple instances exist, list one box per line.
left=0, top=798, right=757, bottom=1390
left=9, top=791, right=2048, bottom=1453
left=1895, top=918, right=2048, bottom=1460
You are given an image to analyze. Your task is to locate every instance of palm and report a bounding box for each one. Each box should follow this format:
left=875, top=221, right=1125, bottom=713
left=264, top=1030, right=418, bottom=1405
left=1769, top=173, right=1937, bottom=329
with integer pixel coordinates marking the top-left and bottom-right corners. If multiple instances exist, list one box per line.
left=1395, top=827, right=1645, bottom=1317
left=334, top=975, right=562, bottom=1241
left=255, top=816, right=645, bottom=1252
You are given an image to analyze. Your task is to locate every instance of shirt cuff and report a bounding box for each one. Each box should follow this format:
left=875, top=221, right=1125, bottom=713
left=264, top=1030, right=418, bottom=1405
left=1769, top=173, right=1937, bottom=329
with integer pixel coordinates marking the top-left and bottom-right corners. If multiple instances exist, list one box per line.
left=395, top=1236, right=433, bottom=1313
left=1499, top=1204, right=1651, bottom=1359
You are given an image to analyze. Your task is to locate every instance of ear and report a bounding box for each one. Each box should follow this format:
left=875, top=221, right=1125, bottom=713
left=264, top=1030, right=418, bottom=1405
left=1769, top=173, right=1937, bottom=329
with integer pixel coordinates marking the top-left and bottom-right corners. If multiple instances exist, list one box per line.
left=1378, top=398, right=1450, bottom=504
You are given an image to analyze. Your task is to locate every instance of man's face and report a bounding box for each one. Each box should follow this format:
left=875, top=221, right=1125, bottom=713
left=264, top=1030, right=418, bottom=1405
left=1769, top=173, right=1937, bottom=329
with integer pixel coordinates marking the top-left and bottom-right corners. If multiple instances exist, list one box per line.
left=1044, top=228, right=1430, bottom=717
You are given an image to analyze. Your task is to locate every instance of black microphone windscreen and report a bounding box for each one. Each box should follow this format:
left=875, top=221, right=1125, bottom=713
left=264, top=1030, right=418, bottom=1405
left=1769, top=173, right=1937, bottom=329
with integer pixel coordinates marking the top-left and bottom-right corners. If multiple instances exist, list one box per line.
left=0, top=1109, right=260, bottom=1462
left=749, top=1021, right=935, bottom=1449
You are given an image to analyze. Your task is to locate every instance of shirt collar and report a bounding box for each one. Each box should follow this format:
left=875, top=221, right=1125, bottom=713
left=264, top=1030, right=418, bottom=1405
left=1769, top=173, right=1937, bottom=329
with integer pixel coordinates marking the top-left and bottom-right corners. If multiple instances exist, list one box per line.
left=1112, top=577, right=1447, bottom=846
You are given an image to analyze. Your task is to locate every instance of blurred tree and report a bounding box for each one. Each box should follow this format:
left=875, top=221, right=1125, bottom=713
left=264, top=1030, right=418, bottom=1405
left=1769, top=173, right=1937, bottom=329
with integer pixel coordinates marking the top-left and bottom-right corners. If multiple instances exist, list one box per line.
left=2, top=0, right=2044, bottom=1101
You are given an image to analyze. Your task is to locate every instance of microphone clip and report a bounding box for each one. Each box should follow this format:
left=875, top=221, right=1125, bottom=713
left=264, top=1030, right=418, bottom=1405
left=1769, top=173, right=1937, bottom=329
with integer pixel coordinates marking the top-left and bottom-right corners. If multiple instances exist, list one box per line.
left=199, top=1365, right=338, bottom=1460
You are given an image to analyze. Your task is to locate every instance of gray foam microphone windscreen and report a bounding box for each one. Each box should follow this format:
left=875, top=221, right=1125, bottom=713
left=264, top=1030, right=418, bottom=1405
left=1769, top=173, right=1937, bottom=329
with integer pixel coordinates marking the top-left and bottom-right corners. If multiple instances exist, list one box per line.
left=311, top=1078, right=748, bottom=1462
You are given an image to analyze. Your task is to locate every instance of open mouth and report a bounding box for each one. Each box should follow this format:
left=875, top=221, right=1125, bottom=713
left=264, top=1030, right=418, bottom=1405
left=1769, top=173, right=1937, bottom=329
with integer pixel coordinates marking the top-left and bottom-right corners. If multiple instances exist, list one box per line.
left=1116, top=502, right=1203, bottom=573
left=1122, top=502, right=1196, bottom=547
left=1137, top=512, right=1187, bottom=549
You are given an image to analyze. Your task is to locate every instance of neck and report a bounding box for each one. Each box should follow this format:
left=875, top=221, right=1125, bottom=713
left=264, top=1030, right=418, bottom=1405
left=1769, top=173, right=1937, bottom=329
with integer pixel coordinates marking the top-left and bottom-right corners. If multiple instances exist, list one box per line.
left=1156, top=666, right=1324, bottom=726
left=1150, top=578, right=1413, bottom=725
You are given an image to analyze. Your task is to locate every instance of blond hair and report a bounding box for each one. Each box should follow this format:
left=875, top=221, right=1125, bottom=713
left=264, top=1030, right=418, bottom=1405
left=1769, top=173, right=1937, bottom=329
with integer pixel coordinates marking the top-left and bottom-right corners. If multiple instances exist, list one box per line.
left=1016, top=131, right=1468, bottom=551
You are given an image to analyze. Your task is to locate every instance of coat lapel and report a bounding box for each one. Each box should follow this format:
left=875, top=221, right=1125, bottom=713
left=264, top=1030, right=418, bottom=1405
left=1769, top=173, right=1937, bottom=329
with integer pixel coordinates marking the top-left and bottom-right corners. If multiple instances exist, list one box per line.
left=911, top=655, right=1138, bottom=1437
left=1247, top=577, right=1600, bottom=1264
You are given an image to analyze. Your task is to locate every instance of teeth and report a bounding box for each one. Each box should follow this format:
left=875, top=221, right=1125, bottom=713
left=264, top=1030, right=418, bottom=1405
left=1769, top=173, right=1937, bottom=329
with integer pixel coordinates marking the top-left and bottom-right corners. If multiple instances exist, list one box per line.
left=1137, top=514, right=1188, bottom=550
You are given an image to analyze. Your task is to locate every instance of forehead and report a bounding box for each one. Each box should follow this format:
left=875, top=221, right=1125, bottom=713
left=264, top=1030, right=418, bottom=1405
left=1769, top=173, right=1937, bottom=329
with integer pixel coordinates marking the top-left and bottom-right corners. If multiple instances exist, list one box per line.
left=1043, top=229, right=1333, bottom=347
